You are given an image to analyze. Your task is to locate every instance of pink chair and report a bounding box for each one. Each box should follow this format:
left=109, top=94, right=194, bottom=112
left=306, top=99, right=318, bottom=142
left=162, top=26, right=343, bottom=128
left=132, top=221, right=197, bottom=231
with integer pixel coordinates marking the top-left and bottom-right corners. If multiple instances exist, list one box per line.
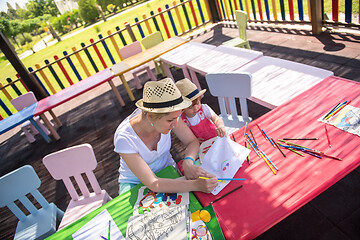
left=42, top=143, right=112, bottom=230
left=11, top=91, right=52, bottom=143
left=119, top=41, right=157, bottom=89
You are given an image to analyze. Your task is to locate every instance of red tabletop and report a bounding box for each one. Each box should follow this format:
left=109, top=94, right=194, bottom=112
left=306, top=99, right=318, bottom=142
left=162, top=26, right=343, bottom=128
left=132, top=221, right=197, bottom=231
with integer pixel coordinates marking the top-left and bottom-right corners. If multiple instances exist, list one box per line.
left=194, top=76, right=360, bottom=239
left=34, top=68, right=114, bottom=115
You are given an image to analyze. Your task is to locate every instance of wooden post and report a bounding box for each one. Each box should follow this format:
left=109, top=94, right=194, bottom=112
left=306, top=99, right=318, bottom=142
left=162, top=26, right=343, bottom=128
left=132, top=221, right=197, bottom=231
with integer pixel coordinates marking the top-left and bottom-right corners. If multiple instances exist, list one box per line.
left=125, top=22, right=137, bottom=42
left=206, top=0, right=221, bottom=22
left=0, top=32, right=46, bottom=99
left=310, top=0, right=323, bottom=34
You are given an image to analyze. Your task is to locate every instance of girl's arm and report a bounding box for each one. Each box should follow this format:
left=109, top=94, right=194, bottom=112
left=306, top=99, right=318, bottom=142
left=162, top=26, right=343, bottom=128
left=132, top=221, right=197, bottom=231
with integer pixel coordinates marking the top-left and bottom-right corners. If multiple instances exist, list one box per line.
left=210, top=111, right=226, bottom=137
left=120, top=153, right=217, bottom=193
left=172, top=119, right=210, bottom=179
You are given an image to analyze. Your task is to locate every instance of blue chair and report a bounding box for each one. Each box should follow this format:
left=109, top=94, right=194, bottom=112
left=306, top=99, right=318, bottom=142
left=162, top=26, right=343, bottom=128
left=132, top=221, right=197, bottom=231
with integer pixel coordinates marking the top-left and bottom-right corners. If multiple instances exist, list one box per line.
left=0, top=165, right=64, bottom=240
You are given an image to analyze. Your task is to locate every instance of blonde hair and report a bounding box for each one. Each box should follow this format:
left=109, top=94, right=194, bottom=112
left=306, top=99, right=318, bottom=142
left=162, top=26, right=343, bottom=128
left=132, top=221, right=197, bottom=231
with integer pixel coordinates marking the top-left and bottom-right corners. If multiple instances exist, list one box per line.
left=142, top=111, right=169, bottom=120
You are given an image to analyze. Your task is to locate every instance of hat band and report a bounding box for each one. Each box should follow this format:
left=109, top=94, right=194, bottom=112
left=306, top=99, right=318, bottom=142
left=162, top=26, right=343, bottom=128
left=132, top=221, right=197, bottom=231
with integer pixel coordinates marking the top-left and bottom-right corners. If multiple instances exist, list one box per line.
left=143, top=96, right=183, bottom=108
left=186, top=89, right=200, bottom=99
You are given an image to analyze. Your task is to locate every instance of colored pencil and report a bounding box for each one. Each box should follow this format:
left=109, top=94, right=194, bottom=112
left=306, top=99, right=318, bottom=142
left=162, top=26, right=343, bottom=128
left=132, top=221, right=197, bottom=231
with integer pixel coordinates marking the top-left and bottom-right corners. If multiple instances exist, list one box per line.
left=260, top=150, right=278, bottom=171
left=256, top=123, right=266, bottom=139
left=324, top=101, right=347, bottom=120
left=244, top=141, right=251, bottom=164
left=211, top=185, right=243, bottom=204
left=246, top=139, right=260, bottom=156
left=108, top=220, right=111, bottom=240
left=246, top=133, right=258, bottom=150
left=278, top=143, right=305, bottom=157
left=259, top=151, right=277, bottom=175
left=101, top=236, right=107, bottom=240
left=282, top=138, right=318, bottom=140
left=250, top=129, right=258, bottom=145
left=199, top=176, right=222, bottom=182
left=262, top=129, right=275, bottom=148
left=271, top=137, right=286, bottom=157
left=278, top=139, right=311, bottom=150
left=324, top=125, right=331, bottom=148
left=199, top=176, right=247, bottom=181
left=244, top=122, right=248, bottom=137
left=232, top=133, right=236, bottom=142
left=322, top=102, right=340, bottom=120
left=328, top=100, right=351, bottom=119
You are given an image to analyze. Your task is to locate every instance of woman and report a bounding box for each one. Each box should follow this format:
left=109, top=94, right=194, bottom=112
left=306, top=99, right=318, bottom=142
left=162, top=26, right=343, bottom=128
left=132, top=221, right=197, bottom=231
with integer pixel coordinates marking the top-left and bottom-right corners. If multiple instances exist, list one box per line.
left=114, top=78, right=218, bottom=195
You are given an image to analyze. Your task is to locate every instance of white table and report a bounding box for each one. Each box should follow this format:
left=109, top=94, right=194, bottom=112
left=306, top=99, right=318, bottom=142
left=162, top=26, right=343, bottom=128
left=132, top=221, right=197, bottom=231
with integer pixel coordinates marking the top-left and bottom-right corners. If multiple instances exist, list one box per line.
left=233, top=56, right=334, bottom=109
left=186, top=45, right=263, bottom=89
left=160, top=42, right=216, bottom=81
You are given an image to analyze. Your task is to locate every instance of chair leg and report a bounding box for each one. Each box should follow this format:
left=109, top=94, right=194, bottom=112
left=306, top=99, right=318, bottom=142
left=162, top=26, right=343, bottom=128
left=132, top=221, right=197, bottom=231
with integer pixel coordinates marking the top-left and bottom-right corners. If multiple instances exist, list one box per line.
left=132, top=73, right=143, bottom=89
left=22, top=126, right=36, bottom=143
left=30, top=124, right=39, bottom=134
left=147, top=68, right=157, bottom=81
left=36, top=118, right=51, bottom=135
left=153, top=60, right=162, bottom=76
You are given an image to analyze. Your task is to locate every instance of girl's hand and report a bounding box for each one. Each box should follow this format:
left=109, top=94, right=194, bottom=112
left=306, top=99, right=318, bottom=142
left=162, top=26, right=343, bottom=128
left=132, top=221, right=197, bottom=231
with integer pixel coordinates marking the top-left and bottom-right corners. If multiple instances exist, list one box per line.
left=216, top=126, right=226, bottom=137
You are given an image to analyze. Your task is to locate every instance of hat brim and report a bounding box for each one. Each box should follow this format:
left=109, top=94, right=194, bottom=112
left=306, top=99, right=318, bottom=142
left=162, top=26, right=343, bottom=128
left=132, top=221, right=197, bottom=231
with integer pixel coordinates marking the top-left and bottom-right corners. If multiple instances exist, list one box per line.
left=188, top=89, right=206, bottom=101
left=136, top=97, right=192, bottom=113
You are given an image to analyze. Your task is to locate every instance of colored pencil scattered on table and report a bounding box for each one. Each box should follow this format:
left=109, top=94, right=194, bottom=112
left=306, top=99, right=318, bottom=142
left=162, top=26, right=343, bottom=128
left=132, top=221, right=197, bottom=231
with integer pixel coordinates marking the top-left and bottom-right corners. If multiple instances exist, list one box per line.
left=272, top=137, right=286, bottom=157
left=329, top=100, right=351, bottom=120
left=244, top=141, right=251, bottom=164
left=260, top=150, right=278, bottom=171
left=108, top=220, right=111, bottom=240
left=324, top=100, right=350, bottom=120
left=322, top=102, right=341, bottom=120
left=232, top=133, right=236, bottom=142
left=262, top=129, right=275, bottom=147
left=211, top=185, right=243, bottom=204
left=244, top=122, right=248, bottom=137
left=256, top=123, right=266, bottom=139
left=259, top=151, right=277, bottom=175
left=250, top=129, right=257, bottom=145
left=246, top=139, right=259, bottom=156
left=246, top=133, right=258, bottom=150
left=282, top=138, right=318, bottom=140
left=324, top=125, right=331, bottom=148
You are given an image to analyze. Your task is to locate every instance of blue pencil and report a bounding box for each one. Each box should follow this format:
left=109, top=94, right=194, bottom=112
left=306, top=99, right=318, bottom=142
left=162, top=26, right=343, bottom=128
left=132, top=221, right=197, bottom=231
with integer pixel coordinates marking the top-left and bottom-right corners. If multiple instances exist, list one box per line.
left=262, top=129, right=275, bottom=148
left=260, top=150, right=278, bottom=171
left=246, top=139, right=260, bottom=156
left=246, top=133, right=259, bottom=150
left=218, top=178, right=247, bottom=181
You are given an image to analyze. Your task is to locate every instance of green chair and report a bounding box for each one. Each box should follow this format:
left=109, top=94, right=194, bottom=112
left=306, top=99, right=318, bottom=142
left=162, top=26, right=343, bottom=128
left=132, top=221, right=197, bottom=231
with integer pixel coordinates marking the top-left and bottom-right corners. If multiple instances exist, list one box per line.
left=222, top=10, right=251, bottom=49
left=141, top=31, right=166, bottom=76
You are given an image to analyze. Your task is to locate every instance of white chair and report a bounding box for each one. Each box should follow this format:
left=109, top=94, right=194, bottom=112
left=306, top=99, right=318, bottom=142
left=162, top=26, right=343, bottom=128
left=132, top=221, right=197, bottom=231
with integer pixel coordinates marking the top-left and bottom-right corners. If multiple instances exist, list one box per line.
left=0, top=165, right=64, bottom=240
left=11, top=91, right=52, bottom=143
left=119, top=41, right=157, bottom=89
left=205, top=72, right=252, bottom=134
left=42, top=143, right=112, bottom=230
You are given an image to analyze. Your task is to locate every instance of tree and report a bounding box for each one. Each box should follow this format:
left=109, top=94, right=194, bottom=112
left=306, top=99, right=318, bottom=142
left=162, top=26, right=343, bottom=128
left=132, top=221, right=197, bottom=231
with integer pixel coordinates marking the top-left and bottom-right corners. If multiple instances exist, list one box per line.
left=26, top=0, right=60, bottom=18
left=78, top=0, right=99, bottom=24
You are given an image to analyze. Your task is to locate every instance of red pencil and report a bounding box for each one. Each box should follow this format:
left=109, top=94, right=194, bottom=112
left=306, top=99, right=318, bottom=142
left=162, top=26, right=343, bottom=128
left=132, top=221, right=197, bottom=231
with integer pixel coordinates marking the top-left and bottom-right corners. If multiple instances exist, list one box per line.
left=256, top=123, right=266, bottom=139
left=324, top=125, right=331, bottom=148
left=329, top=100, right=351, bottom=119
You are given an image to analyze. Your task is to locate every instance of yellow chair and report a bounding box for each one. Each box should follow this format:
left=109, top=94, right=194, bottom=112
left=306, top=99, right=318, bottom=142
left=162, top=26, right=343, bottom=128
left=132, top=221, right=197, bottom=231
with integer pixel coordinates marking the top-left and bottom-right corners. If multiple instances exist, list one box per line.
left=222, top=10, right=251, bottom=49
left=141, top=31, right=166, bottom=76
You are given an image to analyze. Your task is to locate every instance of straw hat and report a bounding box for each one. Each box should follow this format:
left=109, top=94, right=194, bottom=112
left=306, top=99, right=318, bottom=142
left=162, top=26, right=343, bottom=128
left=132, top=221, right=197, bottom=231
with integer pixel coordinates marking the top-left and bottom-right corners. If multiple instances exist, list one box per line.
left=175, top=78, right=206, bottom=101
left=136, top=78, right=191, bottom=113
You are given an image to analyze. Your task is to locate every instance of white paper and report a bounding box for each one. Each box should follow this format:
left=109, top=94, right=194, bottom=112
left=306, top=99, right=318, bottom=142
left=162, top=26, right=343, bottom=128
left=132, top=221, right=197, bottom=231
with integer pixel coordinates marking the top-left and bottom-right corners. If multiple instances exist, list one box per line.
left=72, top=209, right=125, bottom=240
left=201, top=137, right=250, bottom=195
left=126, top=205, right=188, bottom=240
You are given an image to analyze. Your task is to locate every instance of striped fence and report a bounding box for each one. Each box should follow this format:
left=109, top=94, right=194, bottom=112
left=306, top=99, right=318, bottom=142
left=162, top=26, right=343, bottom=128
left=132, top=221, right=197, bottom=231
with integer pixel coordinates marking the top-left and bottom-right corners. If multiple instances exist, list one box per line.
left=0, top=0, right=211, bottom=118
left=0, top=0, right=359, bottom=119
left=216, top=0, right=360, bottom=26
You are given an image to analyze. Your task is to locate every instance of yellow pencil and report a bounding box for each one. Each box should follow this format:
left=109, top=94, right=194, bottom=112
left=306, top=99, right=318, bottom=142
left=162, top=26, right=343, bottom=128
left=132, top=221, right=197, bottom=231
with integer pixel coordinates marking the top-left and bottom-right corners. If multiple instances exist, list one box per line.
left=258, top=151, right=277, bottom=175
left=198, top=176, right=222, bottom=182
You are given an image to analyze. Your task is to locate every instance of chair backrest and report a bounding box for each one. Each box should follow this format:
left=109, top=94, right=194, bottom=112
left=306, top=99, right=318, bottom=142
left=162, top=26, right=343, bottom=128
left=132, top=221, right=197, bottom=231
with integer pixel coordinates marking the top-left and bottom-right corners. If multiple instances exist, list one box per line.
left=235, top=10, right=248, bottom=41
left=205, top=72, right=252, bottom=120
left=42, top=143, right=102, bottom=201
left=141, top=31, right=164, bottom=49
left=11, top=91, right=37, bottom=111
left=0, top=165, right=50, bottom=222
left=119, top=41, right=142, bottom=59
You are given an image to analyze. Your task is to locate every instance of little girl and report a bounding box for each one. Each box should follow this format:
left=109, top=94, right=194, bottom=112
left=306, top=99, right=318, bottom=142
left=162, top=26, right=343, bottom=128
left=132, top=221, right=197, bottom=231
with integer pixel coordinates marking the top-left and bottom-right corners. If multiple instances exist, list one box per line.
left=176, top=78, right=226, bottom=143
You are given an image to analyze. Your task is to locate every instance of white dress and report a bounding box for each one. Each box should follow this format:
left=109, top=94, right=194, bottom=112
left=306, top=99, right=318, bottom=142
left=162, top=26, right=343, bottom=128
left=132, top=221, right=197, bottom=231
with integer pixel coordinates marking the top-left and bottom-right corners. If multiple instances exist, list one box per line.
left=114, top=109, right=176, bottom=184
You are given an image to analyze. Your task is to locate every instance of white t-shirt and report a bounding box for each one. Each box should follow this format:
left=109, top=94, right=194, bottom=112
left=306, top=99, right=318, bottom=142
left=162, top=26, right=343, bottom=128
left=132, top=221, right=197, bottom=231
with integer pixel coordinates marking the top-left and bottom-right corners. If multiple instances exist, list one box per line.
left=114, top=109, right=176, bottom=184
left=185, top=104, right=215, bottom=126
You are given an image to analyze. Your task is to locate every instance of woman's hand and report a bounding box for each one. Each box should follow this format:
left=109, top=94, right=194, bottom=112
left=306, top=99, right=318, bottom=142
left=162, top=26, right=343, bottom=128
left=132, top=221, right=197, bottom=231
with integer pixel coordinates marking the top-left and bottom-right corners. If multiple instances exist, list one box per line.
left=182, top=159, right=206, bottom=179
left=195, top=173, right=218, bottom=193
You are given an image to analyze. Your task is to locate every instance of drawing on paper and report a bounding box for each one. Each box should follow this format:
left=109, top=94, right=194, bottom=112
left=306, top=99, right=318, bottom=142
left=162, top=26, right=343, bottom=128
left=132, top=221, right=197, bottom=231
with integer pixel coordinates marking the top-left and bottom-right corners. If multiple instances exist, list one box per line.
left=134, top=187, right=189, bottom=215
left=126, top=205, right=188, bottom=240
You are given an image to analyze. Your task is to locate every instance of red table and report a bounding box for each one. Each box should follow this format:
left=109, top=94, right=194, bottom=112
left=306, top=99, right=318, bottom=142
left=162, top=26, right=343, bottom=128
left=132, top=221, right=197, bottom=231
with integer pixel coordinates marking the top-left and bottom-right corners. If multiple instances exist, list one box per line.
left=194, top=76, right=360, bottom=239
left=34, top=68, right=120, bottom=140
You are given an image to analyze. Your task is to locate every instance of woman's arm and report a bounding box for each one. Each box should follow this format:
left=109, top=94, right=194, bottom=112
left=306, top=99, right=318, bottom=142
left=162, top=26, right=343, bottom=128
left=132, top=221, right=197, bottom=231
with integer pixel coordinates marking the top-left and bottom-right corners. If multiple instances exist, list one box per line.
left=120, top=153, right=217, bottom=193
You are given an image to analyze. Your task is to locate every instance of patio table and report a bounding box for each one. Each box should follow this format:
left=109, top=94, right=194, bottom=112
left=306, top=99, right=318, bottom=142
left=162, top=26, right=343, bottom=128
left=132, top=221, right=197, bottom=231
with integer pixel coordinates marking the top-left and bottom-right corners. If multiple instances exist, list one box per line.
left=34, top=68, right=118, bottom=140
left=46, top=166, right=224, bottom=239
left=111, top=36, right=188, bottom=100
left=0, top=102, right=51, bottom=143
left=233, top=56, right=334, bottom=109
left=185, top=45, right=263, bottom=89
left=160, top=41, right=216, bottom=81
left=194, top=76, right=360, bottom=239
